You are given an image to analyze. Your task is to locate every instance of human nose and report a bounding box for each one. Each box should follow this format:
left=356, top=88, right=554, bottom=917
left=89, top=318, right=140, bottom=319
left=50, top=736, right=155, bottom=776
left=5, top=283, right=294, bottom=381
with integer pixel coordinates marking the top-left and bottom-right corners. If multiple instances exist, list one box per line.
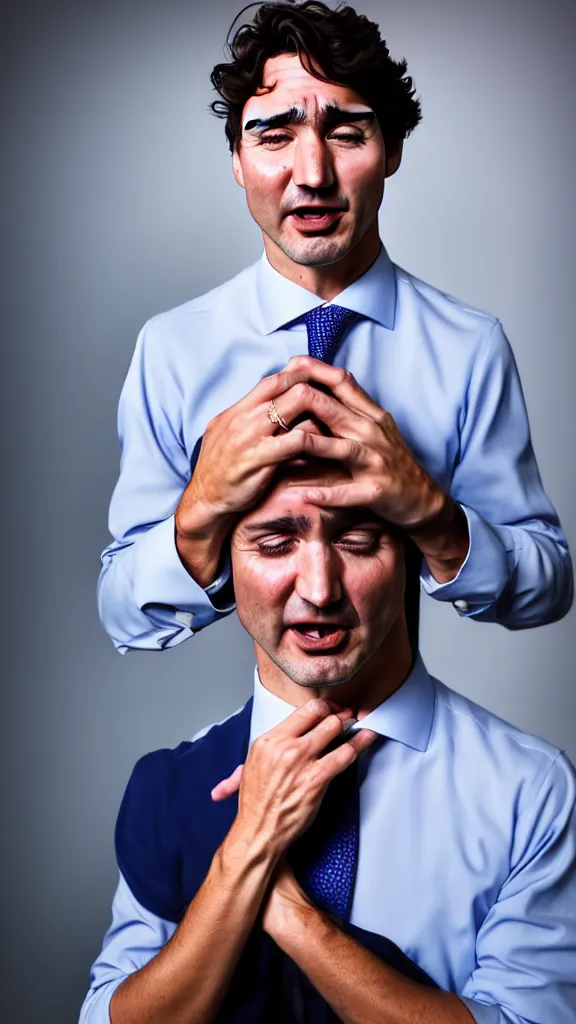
left=294, top=542, right=342, bottom=608
left=292, top=132, right=335, bottom=191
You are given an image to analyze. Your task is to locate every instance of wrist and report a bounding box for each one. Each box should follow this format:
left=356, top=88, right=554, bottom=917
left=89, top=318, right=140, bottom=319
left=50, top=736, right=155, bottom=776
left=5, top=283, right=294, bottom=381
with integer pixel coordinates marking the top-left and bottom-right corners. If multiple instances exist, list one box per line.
left=219, top=821, right=279, bottom=880
left=175, top=496, right=235, bottom=544
left=175, top=506, right=234, bottom=588
left=409, top=497, right=469, bottom=583
left=268, top=897, right=329, bottom=954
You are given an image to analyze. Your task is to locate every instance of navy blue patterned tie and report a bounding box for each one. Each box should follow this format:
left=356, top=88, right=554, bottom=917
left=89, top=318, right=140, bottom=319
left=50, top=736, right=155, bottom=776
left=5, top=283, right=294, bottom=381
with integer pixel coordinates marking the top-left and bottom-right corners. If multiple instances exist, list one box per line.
left=291, top=758, right=359, bottom=921
left=305, top=304, right=358, bottom=364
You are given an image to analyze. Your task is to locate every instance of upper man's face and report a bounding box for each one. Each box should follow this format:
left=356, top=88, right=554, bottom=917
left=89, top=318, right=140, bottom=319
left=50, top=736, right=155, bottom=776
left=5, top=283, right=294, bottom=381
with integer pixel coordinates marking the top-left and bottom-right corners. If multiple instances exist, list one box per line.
left=231, top=466, right=405, bottom=689
left=232, top=54, right=399, bottom=268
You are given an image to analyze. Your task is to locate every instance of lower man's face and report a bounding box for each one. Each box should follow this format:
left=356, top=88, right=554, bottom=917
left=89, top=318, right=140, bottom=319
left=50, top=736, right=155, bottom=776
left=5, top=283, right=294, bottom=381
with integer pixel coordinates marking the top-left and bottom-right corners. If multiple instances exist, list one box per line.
left=232, top=54, right=390, bottom=268
left=230, top=473, right=405, bottom=689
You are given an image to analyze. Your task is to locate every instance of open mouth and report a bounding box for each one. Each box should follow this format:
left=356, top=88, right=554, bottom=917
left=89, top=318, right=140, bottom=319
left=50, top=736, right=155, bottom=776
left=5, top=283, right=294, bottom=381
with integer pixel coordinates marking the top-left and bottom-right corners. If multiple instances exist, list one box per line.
left=287, top=623, right=349, bottom=651
left=289, top=207, right=345, bottom=231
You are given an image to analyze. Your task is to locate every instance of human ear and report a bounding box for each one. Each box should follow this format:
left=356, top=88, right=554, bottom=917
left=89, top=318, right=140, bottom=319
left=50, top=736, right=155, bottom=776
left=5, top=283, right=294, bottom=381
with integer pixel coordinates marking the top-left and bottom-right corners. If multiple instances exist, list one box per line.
left=232, top=148, right=245, bottom=188
left=384, top=139, right=403, bottom=179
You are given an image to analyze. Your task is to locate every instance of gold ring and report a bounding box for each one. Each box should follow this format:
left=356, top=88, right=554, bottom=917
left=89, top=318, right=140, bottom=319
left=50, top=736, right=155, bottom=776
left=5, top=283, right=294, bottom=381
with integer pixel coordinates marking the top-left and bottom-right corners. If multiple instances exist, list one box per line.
left=268, top=399, right=289, bottom=432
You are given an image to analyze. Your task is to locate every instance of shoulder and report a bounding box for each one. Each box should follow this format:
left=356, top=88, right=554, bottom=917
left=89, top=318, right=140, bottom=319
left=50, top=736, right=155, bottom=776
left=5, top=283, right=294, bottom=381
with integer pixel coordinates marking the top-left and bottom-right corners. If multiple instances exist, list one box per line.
left=119, top=700, right=251, bottom=807
left=393, top=263, right=506, bottom=350
left=144, top=263, right=257, bottom=336
left=432, top=678, right=574, bottom=802
left=116, top=700, right=252, bottom=832
left=114, top=701, right=252, bottom=918
left=131, top=261, right=259, bottom=371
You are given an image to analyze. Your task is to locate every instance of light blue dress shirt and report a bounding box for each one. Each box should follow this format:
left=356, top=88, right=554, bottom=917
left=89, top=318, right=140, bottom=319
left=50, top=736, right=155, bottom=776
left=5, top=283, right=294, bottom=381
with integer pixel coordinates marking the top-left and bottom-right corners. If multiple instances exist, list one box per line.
left=98, top=248, right=572, bottom=652
left=80, top=659, right=576, bottom=1024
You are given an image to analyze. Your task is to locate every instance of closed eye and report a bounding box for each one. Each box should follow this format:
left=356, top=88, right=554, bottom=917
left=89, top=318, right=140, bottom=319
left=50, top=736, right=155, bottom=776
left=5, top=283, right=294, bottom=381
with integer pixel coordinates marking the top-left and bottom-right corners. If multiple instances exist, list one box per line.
left=257, top=132, right=293, bottom=147
left=256, top=537, right=295, bottom=556
left=336, top=530, right=381, bottom=552
left=327, top=132, right=366, bottom=145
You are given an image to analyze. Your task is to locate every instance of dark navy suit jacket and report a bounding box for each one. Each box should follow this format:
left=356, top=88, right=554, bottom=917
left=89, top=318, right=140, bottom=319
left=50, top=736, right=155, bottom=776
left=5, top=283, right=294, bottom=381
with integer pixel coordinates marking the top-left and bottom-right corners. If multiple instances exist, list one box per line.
left=116, top=698, right=437, bottom=1022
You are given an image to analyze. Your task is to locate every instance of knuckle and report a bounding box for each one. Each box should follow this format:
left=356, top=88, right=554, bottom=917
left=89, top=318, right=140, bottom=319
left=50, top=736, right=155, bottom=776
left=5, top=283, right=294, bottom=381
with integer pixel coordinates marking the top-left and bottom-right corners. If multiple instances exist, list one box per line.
left=297, top=696, right=325, bottom=720
left=338, top=742, right=356, bottom=766
left=294, top=382, right=310, bottom=402
left=252, top=733, right=272, bottom=757
left=306, top=698, right=330, bottom=717
left=274, top=370, right=292, bottom=392
left=323, top=713, right=343, bottom=733
left=337, top=367, right=353, bottom=385
left=251, top=736, right=265, bottom=756
left=303, top=764, right=322, bottom=789
left=357, top=417, right=374, bottom=441
left=279, top=744, right=298, bottom=768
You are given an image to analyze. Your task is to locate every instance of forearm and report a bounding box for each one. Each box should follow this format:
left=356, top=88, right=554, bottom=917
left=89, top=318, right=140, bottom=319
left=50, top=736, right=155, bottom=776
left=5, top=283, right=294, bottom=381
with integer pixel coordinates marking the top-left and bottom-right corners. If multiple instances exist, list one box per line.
left=110, top=835, right=275, bottom=1024
left=272, top=905, right=474, bottom=1024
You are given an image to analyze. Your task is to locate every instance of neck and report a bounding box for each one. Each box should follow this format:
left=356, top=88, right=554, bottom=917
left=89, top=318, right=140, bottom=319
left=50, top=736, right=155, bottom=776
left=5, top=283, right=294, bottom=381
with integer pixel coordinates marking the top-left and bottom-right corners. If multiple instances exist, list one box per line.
left=263, top=223, right=382, bottom=302
left=255, top=615, right=413, bottom=718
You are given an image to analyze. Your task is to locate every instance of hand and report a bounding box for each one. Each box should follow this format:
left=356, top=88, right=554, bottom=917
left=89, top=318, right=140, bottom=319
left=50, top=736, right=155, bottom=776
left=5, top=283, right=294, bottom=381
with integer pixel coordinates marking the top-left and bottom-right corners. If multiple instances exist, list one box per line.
left=210, top=704, right=360, bottom=802
left=271, top=357, right=470, bottom=582
left=222, top=699, right=376, bottom=867
left=266, top=356, right=444, bottom=528
left=175, top=366, right=352, bottom=587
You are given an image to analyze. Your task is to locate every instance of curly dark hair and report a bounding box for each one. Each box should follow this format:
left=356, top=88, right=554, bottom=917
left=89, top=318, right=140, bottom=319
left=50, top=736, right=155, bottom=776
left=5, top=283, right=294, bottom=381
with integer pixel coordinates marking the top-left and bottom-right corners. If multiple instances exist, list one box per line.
left=210, top=1, right=421, bottom=152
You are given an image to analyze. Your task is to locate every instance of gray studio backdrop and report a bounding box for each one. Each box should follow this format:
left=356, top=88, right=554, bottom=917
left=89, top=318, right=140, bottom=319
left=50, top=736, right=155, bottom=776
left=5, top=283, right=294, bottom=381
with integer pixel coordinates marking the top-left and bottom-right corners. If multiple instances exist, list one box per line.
left=3, top=0, right=575, bottom=1021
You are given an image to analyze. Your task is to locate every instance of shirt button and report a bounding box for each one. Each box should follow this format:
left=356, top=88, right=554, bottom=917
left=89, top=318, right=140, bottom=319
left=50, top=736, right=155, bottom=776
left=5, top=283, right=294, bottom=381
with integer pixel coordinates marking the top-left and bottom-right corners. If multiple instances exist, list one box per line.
left=175, top=611, right=195, bottom=627
left=454, top=600, right=469, bottom=612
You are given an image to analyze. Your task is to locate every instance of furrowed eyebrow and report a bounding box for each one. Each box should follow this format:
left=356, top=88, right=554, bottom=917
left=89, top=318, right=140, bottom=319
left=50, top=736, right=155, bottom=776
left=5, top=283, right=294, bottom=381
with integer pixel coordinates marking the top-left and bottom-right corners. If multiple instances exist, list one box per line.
left=321, top=104, right=376, bottom=132
left=243, top=107, right=307, bottom=132
left=243, top=103, right=376, bottom=136
left=245, top=514, right=313, bottom=533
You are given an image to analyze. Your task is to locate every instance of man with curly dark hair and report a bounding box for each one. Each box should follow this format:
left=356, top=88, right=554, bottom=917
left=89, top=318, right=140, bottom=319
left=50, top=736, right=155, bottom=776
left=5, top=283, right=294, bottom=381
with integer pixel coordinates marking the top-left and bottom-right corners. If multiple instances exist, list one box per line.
left=97, top=0, right=571, bottom=657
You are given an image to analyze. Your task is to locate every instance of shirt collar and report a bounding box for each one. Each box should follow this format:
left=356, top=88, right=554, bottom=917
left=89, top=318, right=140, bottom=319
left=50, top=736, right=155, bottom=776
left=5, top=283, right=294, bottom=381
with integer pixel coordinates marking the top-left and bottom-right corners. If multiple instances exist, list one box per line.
left=255, top=245, right=397, bottom=336
left=249, top=654, right=435, bottom=753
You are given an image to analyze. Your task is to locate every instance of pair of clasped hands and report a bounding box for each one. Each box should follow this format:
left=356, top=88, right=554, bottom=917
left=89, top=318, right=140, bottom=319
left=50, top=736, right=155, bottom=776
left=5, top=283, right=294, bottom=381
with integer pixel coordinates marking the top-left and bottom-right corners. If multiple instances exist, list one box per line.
left=175, top=354, right=451, bottom=590
left=174, top=355, right=457, bottom=927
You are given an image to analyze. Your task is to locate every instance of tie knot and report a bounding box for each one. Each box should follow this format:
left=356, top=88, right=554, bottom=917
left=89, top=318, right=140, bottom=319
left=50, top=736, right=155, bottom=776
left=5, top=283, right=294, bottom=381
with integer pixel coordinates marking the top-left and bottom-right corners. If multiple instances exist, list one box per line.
left=305, top=304, right=358, bottom=363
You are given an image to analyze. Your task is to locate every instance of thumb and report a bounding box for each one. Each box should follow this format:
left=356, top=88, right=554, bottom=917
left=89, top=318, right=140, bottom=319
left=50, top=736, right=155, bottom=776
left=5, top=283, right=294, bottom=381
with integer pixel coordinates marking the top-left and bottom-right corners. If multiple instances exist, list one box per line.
left=210, top=763, right=244, bottom=801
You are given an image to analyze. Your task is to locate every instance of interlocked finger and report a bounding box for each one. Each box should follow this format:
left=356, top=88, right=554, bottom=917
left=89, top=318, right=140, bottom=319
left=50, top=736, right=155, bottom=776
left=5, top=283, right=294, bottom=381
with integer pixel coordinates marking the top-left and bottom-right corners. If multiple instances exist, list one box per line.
left=284, top=356, right=386, bottom=422
left=259, top=381, right=377, bottom=442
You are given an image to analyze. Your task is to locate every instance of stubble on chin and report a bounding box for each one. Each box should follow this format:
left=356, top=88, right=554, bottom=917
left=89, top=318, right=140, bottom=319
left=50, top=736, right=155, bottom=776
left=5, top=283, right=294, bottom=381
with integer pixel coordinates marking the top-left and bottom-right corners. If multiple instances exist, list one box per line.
left=272, top=233, right=351, bottom=268
left=269, top=648, right=358, bottom=689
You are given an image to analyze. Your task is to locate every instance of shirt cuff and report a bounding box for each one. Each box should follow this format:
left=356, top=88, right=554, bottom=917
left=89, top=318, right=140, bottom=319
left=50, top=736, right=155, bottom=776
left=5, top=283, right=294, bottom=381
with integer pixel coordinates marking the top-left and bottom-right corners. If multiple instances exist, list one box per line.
left=204, top=549, right=236, bottom=613
left=132, top=515, right=228, bottom=630
left=459, top=997, right=502, bottom=1022
left=420, top=504, right=509, bottom=616
left=78, top=977, right=125, bottom=1024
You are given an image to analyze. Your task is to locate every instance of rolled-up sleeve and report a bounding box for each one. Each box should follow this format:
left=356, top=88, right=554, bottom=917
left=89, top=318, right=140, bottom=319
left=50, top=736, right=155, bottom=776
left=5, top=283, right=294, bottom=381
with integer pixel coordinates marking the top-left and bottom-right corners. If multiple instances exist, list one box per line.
left=97, top=323, right=233, bottom=653
left=458, top=752, right=576, bottom=1023
left=79, top=874, right=177, bottom=1023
